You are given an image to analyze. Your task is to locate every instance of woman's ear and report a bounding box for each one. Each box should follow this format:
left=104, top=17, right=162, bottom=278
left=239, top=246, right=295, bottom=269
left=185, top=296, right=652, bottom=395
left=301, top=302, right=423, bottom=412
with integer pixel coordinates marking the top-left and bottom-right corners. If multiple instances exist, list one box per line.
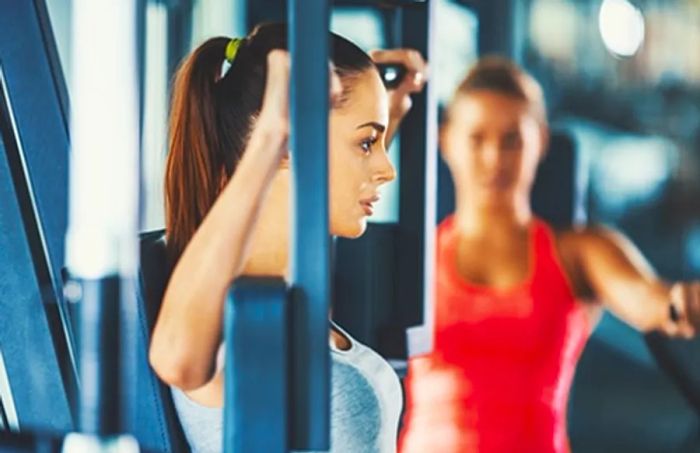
left=279, top=150, right=291, bottom=169
left=218, top=167, right=229, bottom=192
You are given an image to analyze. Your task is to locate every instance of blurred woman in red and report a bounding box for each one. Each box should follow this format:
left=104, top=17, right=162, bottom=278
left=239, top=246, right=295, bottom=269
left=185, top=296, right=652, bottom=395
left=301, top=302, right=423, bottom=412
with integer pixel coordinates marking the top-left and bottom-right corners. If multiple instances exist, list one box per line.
left=399, top=57, right=700, bottom=453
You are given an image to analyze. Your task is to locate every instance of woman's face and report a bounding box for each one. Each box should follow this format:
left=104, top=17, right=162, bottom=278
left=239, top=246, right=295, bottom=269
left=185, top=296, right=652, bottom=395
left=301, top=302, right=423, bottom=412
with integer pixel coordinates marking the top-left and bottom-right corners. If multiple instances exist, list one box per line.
left=442, top=90, right=545, bottom=207
left=328, top=69, right=395, bottom=238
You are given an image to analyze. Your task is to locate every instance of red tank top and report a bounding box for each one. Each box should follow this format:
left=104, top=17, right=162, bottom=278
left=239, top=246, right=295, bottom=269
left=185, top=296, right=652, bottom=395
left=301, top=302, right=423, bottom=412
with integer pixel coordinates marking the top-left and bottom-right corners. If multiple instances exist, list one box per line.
left=399, top=216, right=590, bottom=453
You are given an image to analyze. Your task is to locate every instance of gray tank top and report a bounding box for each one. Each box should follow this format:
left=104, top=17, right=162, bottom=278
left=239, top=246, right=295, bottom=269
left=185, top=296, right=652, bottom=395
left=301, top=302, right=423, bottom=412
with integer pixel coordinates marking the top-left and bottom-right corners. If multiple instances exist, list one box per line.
left=171, top=323, right=403, bottom=453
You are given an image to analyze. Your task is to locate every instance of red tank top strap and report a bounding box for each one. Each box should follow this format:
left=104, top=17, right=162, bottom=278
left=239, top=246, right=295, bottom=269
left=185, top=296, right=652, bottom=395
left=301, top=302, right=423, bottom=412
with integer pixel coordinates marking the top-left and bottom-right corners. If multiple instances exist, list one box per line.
left=530, top=218, right=579, bottom=306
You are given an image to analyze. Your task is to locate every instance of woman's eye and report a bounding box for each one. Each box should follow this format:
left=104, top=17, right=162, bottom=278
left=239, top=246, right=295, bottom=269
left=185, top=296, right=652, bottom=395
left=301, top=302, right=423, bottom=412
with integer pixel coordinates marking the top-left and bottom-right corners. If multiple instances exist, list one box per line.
left=502, top=132, right=522, bottom=150
left=468, top=134, right=483, bottom=148
left=360, top=137, right=378, bottom=153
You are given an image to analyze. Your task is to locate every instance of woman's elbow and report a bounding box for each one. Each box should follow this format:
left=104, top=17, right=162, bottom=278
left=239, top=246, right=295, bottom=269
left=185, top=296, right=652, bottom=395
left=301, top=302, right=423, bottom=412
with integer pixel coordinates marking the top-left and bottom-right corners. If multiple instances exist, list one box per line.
left=149, top=339, right=212, bottom=390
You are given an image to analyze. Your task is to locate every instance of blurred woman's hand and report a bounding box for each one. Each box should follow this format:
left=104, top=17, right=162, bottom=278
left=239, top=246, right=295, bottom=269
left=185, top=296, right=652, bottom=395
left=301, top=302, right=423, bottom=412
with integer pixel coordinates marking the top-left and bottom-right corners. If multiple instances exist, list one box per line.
left=667, top=282, right=700, bottom=338
left=370, top=49, right=428, bottom=119
left=369, top=48, right=428, bottom=143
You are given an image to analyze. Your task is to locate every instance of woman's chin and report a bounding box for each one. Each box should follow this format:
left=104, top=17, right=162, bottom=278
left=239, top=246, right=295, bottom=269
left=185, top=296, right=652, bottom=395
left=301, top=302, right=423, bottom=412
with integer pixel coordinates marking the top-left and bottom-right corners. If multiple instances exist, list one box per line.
left=333, top=218, right=367, bottom=239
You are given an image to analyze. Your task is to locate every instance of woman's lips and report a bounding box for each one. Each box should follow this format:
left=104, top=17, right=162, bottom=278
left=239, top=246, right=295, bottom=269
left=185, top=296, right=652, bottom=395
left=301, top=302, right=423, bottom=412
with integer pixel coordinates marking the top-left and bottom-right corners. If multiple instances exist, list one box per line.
left=360, top=195, right=380, bottom=216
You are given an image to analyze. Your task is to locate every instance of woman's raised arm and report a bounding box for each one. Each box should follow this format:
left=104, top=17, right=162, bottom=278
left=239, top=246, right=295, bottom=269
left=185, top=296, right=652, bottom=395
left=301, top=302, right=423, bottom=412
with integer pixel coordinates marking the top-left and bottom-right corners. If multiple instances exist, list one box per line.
left=149, top=51, right=291, bottom=390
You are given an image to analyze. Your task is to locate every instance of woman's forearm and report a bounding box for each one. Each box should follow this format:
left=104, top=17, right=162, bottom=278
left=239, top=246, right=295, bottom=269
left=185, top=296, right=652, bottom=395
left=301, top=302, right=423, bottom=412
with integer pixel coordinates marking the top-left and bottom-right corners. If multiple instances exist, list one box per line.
left=576, top=227, right=671, bottom=332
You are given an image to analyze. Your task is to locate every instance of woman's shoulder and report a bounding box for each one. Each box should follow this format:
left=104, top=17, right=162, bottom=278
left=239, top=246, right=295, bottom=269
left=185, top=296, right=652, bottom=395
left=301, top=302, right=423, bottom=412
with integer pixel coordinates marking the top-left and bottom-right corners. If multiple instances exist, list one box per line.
left=329, top=322, right=395, bottom=377
left=553, top=223, right=627, bottom=258
left=551, top=223, right=617, bottom=301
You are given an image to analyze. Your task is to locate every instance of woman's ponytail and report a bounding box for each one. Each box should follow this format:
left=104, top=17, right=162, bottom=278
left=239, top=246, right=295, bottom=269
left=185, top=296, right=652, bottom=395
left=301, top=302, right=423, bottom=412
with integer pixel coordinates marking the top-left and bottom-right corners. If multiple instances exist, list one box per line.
left=164, top=37, right=229, bottom=262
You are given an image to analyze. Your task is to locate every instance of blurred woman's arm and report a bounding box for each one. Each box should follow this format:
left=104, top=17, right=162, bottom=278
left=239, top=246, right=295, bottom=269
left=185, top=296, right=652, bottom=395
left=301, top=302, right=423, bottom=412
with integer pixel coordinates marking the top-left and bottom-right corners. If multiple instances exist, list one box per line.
left=565, top=226, right=699, bottom=338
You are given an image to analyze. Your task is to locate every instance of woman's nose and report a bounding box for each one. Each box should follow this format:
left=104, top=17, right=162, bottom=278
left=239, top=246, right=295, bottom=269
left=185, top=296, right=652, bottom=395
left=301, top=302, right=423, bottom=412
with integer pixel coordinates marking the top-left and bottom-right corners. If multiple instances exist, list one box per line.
left=372, top=148, right=397, bottom=185
left=480, top=143, right=503, bottom=172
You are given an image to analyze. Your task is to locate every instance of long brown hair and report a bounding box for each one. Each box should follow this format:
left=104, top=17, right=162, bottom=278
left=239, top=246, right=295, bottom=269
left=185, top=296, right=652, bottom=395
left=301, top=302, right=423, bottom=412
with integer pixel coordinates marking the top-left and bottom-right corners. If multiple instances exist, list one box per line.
left=165, top=23, right=375, bottom=262
left=450, top=56, right=547, bottom=126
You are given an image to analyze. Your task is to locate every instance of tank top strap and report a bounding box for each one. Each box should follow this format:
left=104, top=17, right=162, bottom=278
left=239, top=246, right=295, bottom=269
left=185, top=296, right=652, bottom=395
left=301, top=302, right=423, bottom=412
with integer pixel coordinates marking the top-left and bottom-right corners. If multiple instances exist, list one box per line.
left=532, top=218, right=556, bottom=256
left=530, top=218, right=579, bottom=309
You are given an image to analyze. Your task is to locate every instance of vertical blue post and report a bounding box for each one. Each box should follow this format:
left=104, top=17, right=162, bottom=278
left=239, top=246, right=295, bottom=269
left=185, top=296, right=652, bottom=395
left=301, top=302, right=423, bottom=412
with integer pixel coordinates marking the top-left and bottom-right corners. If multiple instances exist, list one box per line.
left=288, top=0, right=331, bottom=449
left=475, top=0, right=524, bottom=64
left=224, top=278, right=288, bottom=453
left=397, top=0, right=438, bottom=357
left=66, top=0, right=141, bottom=449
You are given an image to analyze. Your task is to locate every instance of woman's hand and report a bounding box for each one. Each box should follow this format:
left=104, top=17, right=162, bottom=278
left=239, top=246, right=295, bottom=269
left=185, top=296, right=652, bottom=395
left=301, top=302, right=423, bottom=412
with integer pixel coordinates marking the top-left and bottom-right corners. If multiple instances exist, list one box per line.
left=667, top=282, right=700, bottom=338
left=254, top=50, right=291, bottom=156
left=255, top=51, right=343, bottom=158
left=369, top=48, right=428, bottom=144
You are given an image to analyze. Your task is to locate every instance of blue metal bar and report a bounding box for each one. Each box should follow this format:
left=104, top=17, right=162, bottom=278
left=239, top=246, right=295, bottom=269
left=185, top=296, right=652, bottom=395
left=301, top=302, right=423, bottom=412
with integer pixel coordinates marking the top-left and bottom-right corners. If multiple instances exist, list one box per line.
left=0, top=430, right=64, bottom=452
left=395, top=0, right=438, bottom=357
left=474, top=0, right=525, bottom=63
left=0, top=68, right=74, bottom=433
left=34, top=0, right=71, bottom=129
left=122, top=0, right=147, bottom=440
left=332, top=2, right=439, bottom=361
left=68, top=0, right=142, bottom=444
left=247, top=0, right=286, bottom=31
left=288, top=0, right=331, bottom=449
left=166, top=0, right=194, bottom=85
left=224, top=278, right=288, bottom=453
left=0, top=0, right=77, bottom=430
left=76, top=276, right=122, bottom=435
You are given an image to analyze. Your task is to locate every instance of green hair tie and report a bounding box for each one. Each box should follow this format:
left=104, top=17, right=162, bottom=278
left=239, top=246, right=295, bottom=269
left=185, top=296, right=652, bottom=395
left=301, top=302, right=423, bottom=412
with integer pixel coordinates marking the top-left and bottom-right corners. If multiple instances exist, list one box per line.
left=225, top=38, right=242, bottom=63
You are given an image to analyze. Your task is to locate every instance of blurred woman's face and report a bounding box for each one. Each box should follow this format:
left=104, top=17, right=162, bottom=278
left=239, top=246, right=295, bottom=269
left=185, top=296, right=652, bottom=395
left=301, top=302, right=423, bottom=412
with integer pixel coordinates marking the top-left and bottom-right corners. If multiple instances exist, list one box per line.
left=442, top=90, right=545, bottom=207
left=328, top=69, right=396, bottom=238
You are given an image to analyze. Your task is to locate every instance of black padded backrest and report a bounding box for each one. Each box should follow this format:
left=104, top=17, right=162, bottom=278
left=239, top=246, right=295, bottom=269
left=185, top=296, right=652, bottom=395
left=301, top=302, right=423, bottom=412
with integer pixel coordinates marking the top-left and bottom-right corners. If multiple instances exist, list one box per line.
left=531, top=131, right=581, bottom=229
left=128, top=230, right=189, bottom=453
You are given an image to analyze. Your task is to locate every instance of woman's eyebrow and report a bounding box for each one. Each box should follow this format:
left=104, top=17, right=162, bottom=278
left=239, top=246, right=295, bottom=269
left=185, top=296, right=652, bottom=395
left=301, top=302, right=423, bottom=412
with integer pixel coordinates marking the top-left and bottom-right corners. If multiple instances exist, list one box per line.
left=356, top=122, right=386, bottom=133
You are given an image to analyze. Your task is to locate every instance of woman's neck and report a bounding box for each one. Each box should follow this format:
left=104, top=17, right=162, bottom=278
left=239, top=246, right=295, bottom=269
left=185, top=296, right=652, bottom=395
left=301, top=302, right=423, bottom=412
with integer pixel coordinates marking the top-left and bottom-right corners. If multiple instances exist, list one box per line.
left=454, top=190, right=532, bottom=237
